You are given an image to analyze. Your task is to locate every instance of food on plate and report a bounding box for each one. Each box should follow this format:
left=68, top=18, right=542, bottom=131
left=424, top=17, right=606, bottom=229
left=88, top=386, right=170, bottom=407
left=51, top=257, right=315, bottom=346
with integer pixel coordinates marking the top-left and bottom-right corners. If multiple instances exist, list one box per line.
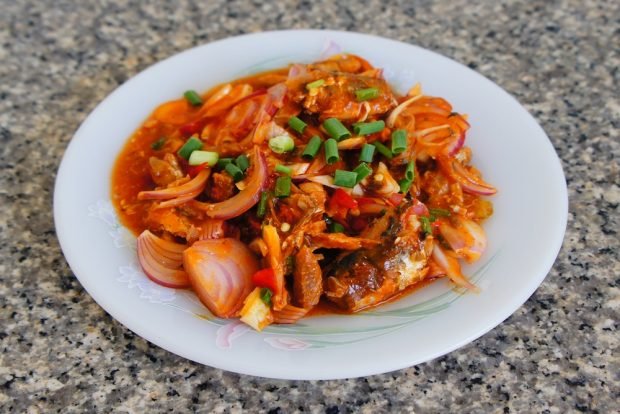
left=111, top=54, right=496, bottom=331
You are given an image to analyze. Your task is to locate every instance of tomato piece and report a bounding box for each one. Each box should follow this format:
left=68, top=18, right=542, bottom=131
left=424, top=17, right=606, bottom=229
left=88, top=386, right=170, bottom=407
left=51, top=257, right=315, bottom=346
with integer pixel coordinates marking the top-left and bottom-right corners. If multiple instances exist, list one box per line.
left=251, top=268, right=277, bottom=292
left=186, top=163, right=207, bottom=178
left=331, top=188, right=358, bottom=209
left=179, top=118, right=208, bottom=137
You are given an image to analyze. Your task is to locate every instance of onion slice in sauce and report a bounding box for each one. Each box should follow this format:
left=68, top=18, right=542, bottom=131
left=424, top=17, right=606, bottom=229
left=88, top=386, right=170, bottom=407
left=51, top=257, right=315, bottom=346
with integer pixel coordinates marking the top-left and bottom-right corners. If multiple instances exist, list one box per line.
left=183, top=238, right=259, bottom=318
left=136, top=230, right=190, bottom=288
left=431, top=244, right=479, bottom=292
left=138, top=169, right=210, bottom=200
left=439, top=157, right=497, bottom=196
left=191, top=146, right=268, bottom=219
left=438, top=217, right=487, bottom=263
left=273, top=304, right=310, bottom=324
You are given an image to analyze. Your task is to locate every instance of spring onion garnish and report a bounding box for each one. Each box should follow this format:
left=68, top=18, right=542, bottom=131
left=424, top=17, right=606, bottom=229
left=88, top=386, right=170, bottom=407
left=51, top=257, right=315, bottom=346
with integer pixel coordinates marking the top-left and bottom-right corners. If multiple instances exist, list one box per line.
left=275, top=176, right=292, bottom=198
left=429, top=207, right=451, bottom=217
left=260, top=287, right=273, bottom=306
left=188, top=150, right=219, bottom=166
left=184, top=90, right=203, bottom=106
left=353, top=162, right=373, bottom=184
left=269, top=135, right=295, bottom=154
left=373, top=141, right=393, bottom=159
left=420, top=216, right=432, bottom=235
left=355, top=87, right=379, bottom=101
left=359, top=143, right=375, bottom=163
left=334, top=169, right=357, bottom=188
left=216, top=157, right=233, bottom=169
left=324, top=138, right=339, bottom=164
left=235, top=154, right=249, bottom=172
left=177, top=136, right=203, bottom=160
left=399, top=178, right=412, bottom=194
left=225, top=163, right=244, bottom=182
left=151, top=137, right=166, bottom=150
left=257, top=191, right=269, bottom=218
left=288, top=116, right=307, bottom=134
left=391, top=130, right=407, bottom=154
left=323, top=118, right=351, bottom=141
left=405, top=160, right=415, bottom=181
left=275, top=164, right=292, bottom=176
left=330, top=222, right=345, bottom=233
left=353, top=120, right=385, bottom=136
left=302, top=136, right=322, bottom=160
left=306, top=79, right=325, bottom=90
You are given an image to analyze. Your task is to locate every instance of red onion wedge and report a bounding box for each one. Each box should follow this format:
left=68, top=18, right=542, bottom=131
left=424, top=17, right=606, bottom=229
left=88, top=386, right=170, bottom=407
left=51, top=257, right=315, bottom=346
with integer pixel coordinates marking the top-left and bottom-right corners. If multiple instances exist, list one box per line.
left=138, top=169, right=210, bottom=201
left=183, top=238, right=259, bottom=318
left=273, top=304, right=310, bottom=324
left=191, top=146, right=268, bottom=219
left=438, top=217, right=487, bottom=263
left=431, top=244, right=479, bottom=292
left=136, top=230, right=190, bottom=288
left=439, top=158, right=497, bottom=196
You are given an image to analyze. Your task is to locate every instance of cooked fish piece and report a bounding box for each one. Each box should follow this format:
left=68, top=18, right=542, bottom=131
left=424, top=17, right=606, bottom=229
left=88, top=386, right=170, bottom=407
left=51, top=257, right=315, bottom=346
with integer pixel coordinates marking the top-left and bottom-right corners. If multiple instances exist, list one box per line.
left=324, top=206, right=432, bottom=312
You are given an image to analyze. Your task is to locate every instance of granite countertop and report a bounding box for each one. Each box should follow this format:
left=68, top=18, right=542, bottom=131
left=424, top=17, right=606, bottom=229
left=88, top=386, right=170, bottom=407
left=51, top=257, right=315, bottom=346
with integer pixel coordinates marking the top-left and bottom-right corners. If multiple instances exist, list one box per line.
left=1, top=0, right=618, bottom=412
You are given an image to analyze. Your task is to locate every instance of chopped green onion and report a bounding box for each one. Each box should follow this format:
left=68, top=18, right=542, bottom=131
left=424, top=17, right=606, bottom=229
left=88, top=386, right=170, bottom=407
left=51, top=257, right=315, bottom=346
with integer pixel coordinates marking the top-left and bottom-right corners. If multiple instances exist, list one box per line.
left=302, top=136, right=322, bottom=160
left=306, top=79, right=325, bottom=90
left=288, top=116, right=307, bottom=134
left=324, top=138, right=339, bottom=164
left=353, top=120, right=385, bottom=136
left=260, top=287, right=273, bottom=306
left=184, top=90, right=203, bottom=106
left=216, top=157, right=233, bottom=169
left=225, top=163, right=244, bottom=182
left=399, top=178, right=412, bottom=194
left=373, top=141, right=393, bottom=159
left=235, top=154, right=249, bottom=172
left=177, top=136, right=203, bottom=160
left=334, top=169, right=357, bottom=188
left=405, top=160, right=415, bottom=181
left=355, top=87, right=379, bottom=101
left=420, top=216, right=432, bottom=235
left=269, top=135, right=295, bottom=154
left=151, top=137, right=166, bottom=150
left=257, top=192, right=269, bottom=218
left=353, top=162, right=372, bottom=184
left=391, top=130, right=408, bottom=154
left=275, top=164, right=292, bottom=176
left=429, top=207, right=451, bottom=217
left=323, top=118, right=351, bottom=141
left=330, top=222, right=345, bottom=233
left=275, top=176, right=292, bottom=198
left=188, top=150, right=219, bottom=166
left=359, top=143, right=376, bottom=163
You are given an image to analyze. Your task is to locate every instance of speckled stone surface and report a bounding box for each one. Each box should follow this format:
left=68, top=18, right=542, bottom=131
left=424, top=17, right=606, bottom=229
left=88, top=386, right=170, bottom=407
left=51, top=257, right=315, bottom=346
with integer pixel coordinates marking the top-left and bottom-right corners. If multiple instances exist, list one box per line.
left=1, top=0, right=618, bottom=412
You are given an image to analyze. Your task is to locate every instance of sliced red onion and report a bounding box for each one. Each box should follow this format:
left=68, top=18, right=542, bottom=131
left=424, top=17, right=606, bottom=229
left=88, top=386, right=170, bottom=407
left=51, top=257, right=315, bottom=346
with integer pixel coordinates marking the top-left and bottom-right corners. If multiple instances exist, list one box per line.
left=431, top=244, right=478, bottom=291
left=410, top=198, right=430, bottom=216
left=192, top=146, right=268, bottom=219
left=439, top=158, right=497, bottom=196
left=138, top=169, right=210, bottom=200
left=386, top=94, right=424, bottom=127
left=154, top=187, right=203, bottom=209
left=136, top=230, right=190, bottom=288
left=183, top=238, right=259, bottom=318
left=446, top=132, right=466, bottom=156
left=320, top=39, right=342, bottom=59
left=439, top=218, right=487, bottom=263
left=273, top=304, right=310, bottom=324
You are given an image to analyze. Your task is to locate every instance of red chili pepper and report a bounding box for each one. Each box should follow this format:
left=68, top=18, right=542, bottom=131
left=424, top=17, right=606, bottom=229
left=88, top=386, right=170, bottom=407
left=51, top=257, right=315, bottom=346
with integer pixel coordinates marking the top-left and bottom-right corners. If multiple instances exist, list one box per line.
left=251, top=268, right=277, bottom=292
left=179, top=118, right=208, bottom=137
left=186, top=163, right=207, bottom=178
left=331, top=188, right=358, bottom=209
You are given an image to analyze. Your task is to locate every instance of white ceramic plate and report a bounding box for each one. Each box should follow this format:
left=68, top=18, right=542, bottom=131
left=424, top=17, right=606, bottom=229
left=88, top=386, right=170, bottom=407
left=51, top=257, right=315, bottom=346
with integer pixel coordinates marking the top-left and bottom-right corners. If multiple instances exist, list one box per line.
left=54, top=30, right=568, bottom=380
